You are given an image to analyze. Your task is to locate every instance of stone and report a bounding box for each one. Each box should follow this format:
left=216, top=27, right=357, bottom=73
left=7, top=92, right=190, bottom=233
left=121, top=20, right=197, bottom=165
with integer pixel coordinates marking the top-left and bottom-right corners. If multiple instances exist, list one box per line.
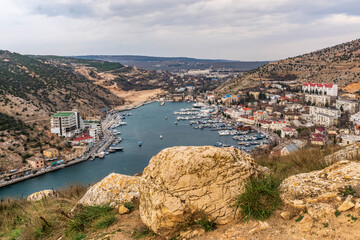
left=78, top=173, right=140, bottom=206
left=180, top=227, right=205, bottom=239
left=355, top=199, right=360, bottom=211
left=248, top=221, right=269, bottom=235
left=139, top=146, right=267, bottom=238
left=306, top=203, right=335, bottom=219
left=323, top=143, right=360, bottom=164
left=27, top=189, right=55, bottom=202
left=280, top=161, right=360, bottom=208
left=280, top=211, right=291, bottom=220
left=337, top=199, right=355, bottom=212
left=118, top=205, right=130, bottom=215
left=298, top=214, right=313, bottom=232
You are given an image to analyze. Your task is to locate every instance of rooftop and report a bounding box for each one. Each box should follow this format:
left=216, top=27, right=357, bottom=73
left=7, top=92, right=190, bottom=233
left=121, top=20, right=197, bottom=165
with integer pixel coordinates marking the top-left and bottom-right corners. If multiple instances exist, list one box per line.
left=52, top=112, right=75, bottom=118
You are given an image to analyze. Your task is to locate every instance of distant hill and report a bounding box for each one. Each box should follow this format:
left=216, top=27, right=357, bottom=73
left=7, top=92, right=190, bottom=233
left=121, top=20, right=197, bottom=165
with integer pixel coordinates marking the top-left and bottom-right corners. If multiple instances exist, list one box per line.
left=216, top=38, right=360, bottom=93
left=74, top=55, right=269, bottom=72
left=0, top=51, right=123, bottom=116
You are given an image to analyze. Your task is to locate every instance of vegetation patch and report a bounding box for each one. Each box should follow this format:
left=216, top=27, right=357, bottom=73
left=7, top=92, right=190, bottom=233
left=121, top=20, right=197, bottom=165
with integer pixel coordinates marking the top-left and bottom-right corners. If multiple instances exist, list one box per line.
left=338, top=185, right=357, bottom=200
left=235, top=175, right=281, bottom=221
left=196, top=216, right=217, bottom=232
left=131, top=226, right=155, bottom=239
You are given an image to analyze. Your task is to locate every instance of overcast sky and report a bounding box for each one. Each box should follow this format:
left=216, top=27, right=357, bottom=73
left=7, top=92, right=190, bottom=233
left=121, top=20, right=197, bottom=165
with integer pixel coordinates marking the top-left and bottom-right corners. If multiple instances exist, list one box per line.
left=1, top=0, right=360, bottom=60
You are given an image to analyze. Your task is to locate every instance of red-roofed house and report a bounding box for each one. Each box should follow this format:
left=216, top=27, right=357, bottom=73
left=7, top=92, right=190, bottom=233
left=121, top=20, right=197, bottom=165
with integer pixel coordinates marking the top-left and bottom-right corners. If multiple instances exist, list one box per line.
left=302, top=83, right=338, bottom=96
left=72, top=133, right=94, bottom=146
left=281, top=127, right=298, bottom=138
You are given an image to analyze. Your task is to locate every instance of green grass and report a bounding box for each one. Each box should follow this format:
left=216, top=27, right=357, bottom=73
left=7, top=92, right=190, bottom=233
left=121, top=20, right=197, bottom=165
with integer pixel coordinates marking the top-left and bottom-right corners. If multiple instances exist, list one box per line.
left=295, top=215, right=304, bottom=222
left=123, top=201, right=135, bottom=213
left=335, top=210, right=341, bottom=217
left=66, top=205, right=116, bottom=238
left=196, top=217, right=217, bottom=232
left=338, top=185, right=356, bottom=200
left=235, top=175, right=281, bottom=221
left=131, top=226, right=155, bottom=239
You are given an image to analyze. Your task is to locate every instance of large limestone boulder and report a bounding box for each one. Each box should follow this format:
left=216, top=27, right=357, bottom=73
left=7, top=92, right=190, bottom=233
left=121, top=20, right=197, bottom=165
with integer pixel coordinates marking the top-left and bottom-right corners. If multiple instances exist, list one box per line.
left=78, top=173, right=140, bottom=207
left=27, top=189, right=55, bottom=202
left=280, top=160, right=360, bottom=212
left=139, top=146, right=267, bottom=238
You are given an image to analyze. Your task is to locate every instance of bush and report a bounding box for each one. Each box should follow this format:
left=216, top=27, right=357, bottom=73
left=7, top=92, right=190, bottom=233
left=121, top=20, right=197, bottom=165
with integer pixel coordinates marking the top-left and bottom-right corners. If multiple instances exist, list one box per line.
left=235, top=175, right=281, bottom=221
left=131, top=226, right=155, bottom=239
left=123, top=202, right=135, bottom=212
left=196, top=216, right=216, bottom=232
left=338, top=185, right=356, bottom=200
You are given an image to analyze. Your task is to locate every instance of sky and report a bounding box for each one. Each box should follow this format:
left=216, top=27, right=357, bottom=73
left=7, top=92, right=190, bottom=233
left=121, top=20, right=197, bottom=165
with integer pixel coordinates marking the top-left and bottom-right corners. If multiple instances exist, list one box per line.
left=1, top=0, right=360, bottom=61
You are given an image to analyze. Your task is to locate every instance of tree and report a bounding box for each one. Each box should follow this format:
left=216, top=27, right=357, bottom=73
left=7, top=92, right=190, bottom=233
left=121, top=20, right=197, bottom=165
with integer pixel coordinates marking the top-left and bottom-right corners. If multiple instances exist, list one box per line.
left=340, top=105, right=344, bottom=112
left=325, top=101, right=329, bottom=108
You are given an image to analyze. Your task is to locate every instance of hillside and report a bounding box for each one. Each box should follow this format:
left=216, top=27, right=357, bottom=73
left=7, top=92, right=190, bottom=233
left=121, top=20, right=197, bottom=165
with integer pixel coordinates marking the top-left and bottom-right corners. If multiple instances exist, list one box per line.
left=216, top=38, right=360, bottom=93
left=74, top=55, right=269, bottom=72
left=0, top=51, right=124, bottom=117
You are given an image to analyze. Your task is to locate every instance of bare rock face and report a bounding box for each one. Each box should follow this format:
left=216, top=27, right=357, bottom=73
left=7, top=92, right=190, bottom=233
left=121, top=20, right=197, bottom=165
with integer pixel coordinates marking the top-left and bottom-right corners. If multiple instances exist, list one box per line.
left=27, top=189, right=55, bottom=202
left=78, top=173, right=140, bottom=207
left=139, top=146, right=267, bottom=238
left=323, top=143, right=360, bottom=164
left=280, top=160, right=360, bottom=217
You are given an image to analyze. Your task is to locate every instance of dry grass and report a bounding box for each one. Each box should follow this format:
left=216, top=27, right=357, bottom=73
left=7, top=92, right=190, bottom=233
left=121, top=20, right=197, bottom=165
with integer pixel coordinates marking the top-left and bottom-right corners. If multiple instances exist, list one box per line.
left=0, top=185, right=88, bottom=240
left=254, top=145, right=340, bottom=181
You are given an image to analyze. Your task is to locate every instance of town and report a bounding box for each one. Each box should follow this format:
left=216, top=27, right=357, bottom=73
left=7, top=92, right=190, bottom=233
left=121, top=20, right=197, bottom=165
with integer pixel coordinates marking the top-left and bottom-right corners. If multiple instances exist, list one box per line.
left=2, top=78, right=360, bottom=187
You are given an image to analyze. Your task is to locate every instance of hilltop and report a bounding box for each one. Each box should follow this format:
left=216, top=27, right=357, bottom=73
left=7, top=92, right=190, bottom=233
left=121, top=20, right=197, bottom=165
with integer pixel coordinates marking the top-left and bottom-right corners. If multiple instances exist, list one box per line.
left=216, top=38, right=360, bottom=93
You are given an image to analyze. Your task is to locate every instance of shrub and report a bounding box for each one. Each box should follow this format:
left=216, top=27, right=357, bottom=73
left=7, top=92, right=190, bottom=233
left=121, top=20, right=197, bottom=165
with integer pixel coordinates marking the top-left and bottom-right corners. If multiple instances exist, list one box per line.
left=235, top=175, right=281, bottom=221
left=123, top=202, right=135, bottom=212
left=196, top=217, right=216, bottom=232
left=338, top=185, right=356, bottom=200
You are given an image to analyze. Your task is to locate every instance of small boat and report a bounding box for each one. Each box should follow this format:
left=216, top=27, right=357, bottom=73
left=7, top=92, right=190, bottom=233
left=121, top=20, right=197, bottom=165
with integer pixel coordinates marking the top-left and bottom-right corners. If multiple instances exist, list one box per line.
left=109, top=146, right=124, bottom=151
left=174, top=122, right=178, bottom=125
left=108, top=149, right=115, bottom=153
left=160, top=135, right=163, bottom=139
left=138, top=141, right=142, bottom=147
left=98, top=152, right=105, bottom=158
left=165, top=117, right=168, bottom=120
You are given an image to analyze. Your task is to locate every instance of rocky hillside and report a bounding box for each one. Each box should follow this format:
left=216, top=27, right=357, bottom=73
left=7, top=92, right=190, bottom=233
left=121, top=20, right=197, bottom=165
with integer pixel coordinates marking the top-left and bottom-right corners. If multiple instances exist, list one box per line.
left=216, top=38, right=360, bottom=93
left=0, top=50, right=123, bottom=118
left=1, top=145, right=360, bottom=239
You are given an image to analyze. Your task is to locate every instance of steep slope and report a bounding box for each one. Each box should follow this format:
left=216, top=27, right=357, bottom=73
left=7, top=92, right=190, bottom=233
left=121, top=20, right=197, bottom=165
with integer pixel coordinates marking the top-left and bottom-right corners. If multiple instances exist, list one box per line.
left=216, top=38, right=360, bottom=93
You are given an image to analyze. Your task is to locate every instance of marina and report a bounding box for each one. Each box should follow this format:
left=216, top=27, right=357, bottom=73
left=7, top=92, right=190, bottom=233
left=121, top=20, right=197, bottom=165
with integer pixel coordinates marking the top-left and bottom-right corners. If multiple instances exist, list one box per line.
left=0, top=102, right=268, bottom=198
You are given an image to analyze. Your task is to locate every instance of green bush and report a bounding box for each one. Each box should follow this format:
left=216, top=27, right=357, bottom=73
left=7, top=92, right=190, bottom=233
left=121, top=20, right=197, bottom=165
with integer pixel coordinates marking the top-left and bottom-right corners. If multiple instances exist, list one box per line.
left=131, top=226, right=155, bottom=239
left=235, top=175, right=281, bottom=221
left=338, top=185, right=356, bottom=200
left=123, top=202, right=135, bottom=212
left=196, top=217, right=216, bottom=232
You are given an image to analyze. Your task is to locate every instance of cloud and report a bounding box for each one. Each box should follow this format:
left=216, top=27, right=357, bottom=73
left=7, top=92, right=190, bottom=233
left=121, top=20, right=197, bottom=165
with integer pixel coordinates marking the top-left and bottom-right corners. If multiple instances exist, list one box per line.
left=1, top=0, right=360, bottom=60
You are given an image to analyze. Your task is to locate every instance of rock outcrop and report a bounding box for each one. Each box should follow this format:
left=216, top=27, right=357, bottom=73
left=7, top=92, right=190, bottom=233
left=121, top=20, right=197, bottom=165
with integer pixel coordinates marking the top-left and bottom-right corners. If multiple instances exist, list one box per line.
left=139, top=146, right=268, bottom=238
left=323, top=143, right=360, bottom=164
left=78, top=173, right=140, bottom=207
left=280, top=160, right=360, bottom=219
left=27, top=189, right=55, bottom=202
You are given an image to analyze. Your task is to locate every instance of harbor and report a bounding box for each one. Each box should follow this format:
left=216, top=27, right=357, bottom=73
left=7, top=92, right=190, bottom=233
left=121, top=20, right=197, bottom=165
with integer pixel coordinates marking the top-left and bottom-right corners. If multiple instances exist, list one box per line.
left=0, top=101, right=270, bottom=198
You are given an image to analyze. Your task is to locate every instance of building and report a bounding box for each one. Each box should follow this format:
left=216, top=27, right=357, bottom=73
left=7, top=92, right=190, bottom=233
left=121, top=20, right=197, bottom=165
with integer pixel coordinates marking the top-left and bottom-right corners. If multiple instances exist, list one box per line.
left=350, top=111, right=360, bottom=125
left=281, top=127, right=298, bottom=138
left=89, top=128, right=101, bottom=142
left=43, top=148, right=59, bottom=159
left=281, top=144, right=299, bottom=156
left=72, top=133, right=94, bottom=146
left=341, top=135, right=360, bottom=146
left=336, top=98, right=359, bottom=113
left=27, top=157, right=45, bottom=169
left=305, top=94, right=331, bottom=106
left=311, top=133, right=326, bottom=145
left=302, top=83, right=338, bottom=96
left=50, top=110, right=85, bottom=138
left=310, top=106, right=340, bottom=127
left=239, top=107, right=252, bottom=116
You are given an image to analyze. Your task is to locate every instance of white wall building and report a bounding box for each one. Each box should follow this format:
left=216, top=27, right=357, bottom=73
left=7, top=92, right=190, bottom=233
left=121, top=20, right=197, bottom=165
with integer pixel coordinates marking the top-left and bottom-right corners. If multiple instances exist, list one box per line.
left=305, top=94, right=331, bottom=106
left=302, top=83, right=338, bottom=96
left=309, top=106, right=340, bottom=127
left=336, top=98, right=359, bottom=113
left=50, top=110, right=85, bottom=138
left=281, top=127, right=298, bottom=138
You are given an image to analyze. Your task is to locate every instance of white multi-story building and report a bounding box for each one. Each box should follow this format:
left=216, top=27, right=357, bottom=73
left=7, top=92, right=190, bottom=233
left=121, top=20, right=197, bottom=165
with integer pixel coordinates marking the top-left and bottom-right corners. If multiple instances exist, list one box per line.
left=350, top=111, right=360, bottom=125
left=50, top=110, right=85, bottom=138
left=238, top=107, right=252, bottom=116
left=310, top=106, right=340, bottom=127
left=336, top=98, right=359, bottom=113
left=302, top=83, right=338, bottom=96
left=305, top=94, right=331, bottom=106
